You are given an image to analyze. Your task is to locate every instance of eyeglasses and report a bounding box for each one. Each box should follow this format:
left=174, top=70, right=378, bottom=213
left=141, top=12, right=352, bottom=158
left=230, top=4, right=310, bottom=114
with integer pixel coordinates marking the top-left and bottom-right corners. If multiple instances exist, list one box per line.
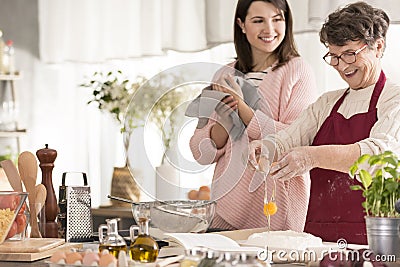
left=323, top=45, right=368, bottom=66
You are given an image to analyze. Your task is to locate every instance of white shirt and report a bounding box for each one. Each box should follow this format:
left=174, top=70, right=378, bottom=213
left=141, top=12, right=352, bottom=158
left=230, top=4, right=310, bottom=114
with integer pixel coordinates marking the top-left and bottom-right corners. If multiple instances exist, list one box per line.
left=273, top=78, right=400, bottom=157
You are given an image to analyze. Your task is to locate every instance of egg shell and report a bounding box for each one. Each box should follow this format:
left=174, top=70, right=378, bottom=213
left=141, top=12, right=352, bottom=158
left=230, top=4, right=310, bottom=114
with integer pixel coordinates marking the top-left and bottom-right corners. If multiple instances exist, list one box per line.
left=65, top=251, right=83, bottom=264
left=199, top=185, right=210, bottom=192
left=118, top=250, right=128, bottom=267
left=84, top=248, right=94, bottom=254
left=100, top=249, right=110, bottom=255
left=187, top=190, right=198, bottom=200
left=197, top=190, right=210, bottom=200
left=50, top=251, right=66, bottom=263
left=99, top=253, right=117, bottom=267
left=83, top=252, right=100, bottom=266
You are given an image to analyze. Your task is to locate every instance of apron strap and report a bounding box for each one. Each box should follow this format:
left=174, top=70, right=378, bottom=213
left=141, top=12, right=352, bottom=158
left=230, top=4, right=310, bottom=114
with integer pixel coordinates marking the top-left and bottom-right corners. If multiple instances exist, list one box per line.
left=368, top=71, right=386, bottom=111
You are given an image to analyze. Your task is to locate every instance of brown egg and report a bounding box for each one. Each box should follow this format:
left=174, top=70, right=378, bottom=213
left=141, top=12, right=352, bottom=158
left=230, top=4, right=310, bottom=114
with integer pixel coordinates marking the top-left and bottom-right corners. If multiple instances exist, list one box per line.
left=82, top=252, right=100, bottom=265
left=50, top=251, right=66, bottom=264
left=99, top=253, right=117, bottom=267
left=65, top=252, right=83, bottom=264
left=188, top=190, right=198, bottom=200
left=197, top=190, right=210, bottom=200
left=199, top=185, right=210, bottom=192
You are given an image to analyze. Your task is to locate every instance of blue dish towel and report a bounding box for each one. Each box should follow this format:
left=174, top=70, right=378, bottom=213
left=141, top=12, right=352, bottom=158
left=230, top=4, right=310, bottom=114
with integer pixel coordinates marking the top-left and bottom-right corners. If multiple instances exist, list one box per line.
left=185, top=77, right=262, bottom=141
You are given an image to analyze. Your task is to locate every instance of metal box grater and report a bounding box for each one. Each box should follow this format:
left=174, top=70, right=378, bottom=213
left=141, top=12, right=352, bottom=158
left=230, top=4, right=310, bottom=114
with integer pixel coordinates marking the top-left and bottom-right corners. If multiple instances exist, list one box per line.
left=58, top=172, right=93, bottom=242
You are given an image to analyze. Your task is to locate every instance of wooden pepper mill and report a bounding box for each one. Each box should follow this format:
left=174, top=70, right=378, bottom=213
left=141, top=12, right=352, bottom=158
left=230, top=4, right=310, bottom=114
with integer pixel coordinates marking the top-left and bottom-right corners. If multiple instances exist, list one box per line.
left=36, top=144, right=58, bottom=238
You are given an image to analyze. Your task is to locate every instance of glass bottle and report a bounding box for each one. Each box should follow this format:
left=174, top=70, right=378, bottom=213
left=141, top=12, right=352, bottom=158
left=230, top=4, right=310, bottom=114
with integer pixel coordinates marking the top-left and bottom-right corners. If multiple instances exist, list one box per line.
left=0, top=79, right=17, bottom=131
left=129, top=217, right=159, bottom=263
left=98, top=218, right=127, bottom=258
left=3, top=40, right=15, bottom=74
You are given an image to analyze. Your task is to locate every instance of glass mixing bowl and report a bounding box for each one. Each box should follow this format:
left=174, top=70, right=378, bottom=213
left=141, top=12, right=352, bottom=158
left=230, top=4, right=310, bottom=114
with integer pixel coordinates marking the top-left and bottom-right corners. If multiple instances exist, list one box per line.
left=0, top=191, right=28, bottom=243
left=131, top=200, right=216, bottom=233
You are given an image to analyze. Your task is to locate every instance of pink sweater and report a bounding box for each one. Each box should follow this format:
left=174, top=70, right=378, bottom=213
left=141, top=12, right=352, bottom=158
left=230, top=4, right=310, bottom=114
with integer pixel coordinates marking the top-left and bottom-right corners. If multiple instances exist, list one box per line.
left=189, top=57, right=318, bottom=231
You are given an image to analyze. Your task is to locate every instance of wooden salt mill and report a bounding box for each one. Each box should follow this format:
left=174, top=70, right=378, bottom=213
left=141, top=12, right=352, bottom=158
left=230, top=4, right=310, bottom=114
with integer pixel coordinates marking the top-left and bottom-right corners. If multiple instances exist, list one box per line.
left=36, top=144, right=58, bottom=238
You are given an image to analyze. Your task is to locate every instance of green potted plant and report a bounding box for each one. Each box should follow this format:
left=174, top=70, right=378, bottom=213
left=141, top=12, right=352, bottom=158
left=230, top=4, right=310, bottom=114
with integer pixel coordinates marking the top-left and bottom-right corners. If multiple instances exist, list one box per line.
left=81, top=70, right=198, bottom=201
left=349, top=151, right=400, bottom=258
left=80, top=70, right=146, bottom=205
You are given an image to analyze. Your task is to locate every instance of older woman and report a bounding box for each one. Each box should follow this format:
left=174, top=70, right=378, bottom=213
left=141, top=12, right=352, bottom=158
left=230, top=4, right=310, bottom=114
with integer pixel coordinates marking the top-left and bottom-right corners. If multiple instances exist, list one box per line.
left=249, top=1, right=400, bottom=244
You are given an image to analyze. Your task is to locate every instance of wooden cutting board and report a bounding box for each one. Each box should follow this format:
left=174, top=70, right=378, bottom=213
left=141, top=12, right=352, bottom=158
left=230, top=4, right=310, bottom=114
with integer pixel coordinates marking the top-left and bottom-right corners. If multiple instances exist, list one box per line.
left=0, top=238, right=65, bottom=253
left=0, top=239, right=82, bottom=262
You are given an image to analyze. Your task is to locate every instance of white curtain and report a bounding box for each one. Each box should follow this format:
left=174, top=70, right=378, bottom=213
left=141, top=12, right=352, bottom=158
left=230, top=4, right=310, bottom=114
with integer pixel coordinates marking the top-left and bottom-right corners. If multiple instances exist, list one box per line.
left=308, top=0, right=400, bottom=28
left=38, top=0, right=237, bottom=63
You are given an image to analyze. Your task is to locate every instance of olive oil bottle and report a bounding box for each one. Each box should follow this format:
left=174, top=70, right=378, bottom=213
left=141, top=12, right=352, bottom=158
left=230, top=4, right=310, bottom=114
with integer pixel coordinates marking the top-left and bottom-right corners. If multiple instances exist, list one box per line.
left=98, top=218, right=127, bottom=258
left=130, top=217, right=159, bottom=262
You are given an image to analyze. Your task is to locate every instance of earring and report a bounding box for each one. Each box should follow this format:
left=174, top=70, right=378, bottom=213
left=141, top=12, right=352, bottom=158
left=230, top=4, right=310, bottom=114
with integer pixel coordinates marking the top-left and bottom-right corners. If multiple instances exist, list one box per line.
left=242, top=29, right=246, bottom=34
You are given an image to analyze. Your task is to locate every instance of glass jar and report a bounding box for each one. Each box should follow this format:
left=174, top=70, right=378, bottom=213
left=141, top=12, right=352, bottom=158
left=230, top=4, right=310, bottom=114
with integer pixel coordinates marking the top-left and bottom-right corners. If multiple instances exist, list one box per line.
left=0, top=80, right=17, bottom=131
left=98, top=218, right=127, bottom=258
left=129, top=217, right=159, bottom=263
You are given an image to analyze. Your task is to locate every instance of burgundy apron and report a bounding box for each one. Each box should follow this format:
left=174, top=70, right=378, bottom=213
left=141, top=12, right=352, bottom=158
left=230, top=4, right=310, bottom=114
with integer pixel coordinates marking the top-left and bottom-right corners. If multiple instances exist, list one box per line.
left=305, top=71, right=386, bottom=245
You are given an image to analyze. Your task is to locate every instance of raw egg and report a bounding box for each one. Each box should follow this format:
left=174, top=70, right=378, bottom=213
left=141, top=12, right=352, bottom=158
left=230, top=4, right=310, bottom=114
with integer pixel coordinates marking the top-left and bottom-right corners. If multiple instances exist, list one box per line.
left=65, top=252, right=83, bottom=264
left=83, top=252, right=100, bottom=266
left=187, top=190, right=198, bottom=200
left=99, top=253, right=117, bottom=267
left=197, top=190, right=210, bottom=200
left=50, top=251, right=66, bottom=264
left=199, top=185, right=210, bottom=192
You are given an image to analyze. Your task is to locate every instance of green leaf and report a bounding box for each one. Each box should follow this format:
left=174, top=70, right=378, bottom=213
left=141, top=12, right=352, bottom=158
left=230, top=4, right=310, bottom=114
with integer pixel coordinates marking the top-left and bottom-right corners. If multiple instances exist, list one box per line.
left=369, top=156, right=382, bottom=166
left=383, top=157, right=397, bottom=167
left=349, top=165, right=358, bottom=177
left=385, top=180, right=398, bottom=193
left=359, top=169, right=372, bottom=189
left=350, top=185, right=363, bottom=191
left=383, top=151, right=394, bottom=157
left=385, top=168, right=398, bottom=179
left=357, top=154, right=370, bottom=164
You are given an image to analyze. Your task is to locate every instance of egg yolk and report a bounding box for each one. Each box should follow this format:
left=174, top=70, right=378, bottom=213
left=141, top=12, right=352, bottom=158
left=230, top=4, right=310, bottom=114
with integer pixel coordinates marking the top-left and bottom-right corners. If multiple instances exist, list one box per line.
left=264, top=202, right=278, bottom=216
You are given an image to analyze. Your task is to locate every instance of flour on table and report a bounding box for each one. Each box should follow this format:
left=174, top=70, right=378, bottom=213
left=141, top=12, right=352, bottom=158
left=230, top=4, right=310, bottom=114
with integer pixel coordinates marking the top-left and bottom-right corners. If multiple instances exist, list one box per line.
left=245, top=230, right=323, bottom=250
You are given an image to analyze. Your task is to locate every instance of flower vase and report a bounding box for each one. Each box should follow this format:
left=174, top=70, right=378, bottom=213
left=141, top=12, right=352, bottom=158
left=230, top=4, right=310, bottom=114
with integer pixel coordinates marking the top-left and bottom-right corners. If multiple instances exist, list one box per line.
left=155, top=160, right=180, bottom=200
left=110, top=166, right=141, bottom=207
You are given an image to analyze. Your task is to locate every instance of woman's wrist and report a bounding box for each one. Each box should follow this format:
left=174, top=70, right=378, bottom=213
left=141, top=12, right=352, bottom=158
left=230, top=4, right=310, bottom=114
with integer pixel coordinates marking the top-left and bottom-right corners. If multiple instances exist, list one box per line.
left=237, top=99, right=254, bottom=126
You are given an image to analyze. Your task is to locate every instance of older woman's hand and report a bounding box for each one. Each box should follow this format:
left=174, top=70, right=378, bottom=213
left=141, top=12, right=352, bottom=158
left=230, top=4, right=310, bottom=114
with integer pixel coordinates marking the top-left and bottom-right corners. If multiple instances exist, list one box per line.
left=248, top=139, right=276, bottom=171
left=270, top=146, right=318, bottom=181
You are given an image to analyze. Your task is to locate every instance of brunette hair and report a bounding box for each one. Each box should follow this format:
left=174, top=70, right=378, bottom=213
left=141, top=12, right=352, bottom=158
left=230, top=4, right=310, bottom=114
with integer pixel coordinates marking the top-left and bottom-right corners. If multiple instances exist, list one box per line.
left=233, top=0, right=299, bottom=73
left=320, top=1, right=390, bottom=49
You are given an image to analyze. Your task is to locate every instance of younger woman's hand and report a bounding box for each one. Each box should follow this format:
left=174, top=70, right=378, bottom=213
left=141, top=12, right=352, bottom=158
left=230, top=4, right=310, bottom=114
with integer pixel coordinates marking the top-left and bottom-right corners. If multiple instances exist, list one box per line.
left=215, top=95, right=238, bottom=131
left=213, top=74, right=244, bottom=101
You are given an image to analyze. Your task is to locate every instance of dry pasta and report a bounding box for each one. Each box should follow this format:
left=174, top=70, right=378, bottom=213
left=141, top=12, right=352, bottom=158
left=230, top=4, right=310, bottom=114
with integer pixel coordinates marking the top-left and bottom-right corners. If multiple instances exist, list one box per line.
left=0, top=208, right=15, bottom=243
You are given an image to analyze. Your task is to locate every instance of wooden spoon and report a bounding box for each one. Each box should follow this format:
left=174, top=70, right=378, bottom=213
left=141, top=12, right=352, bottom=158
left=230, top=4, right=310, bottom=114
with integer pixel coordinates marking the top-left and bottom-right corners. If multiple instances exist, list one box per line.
left=0, top=159, right=23, bottom=192
left=35, top=184, right=47, bottom=216
left=18, top=151, right=41, bottom=238
left=34, top=184, right=47, bottom=236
